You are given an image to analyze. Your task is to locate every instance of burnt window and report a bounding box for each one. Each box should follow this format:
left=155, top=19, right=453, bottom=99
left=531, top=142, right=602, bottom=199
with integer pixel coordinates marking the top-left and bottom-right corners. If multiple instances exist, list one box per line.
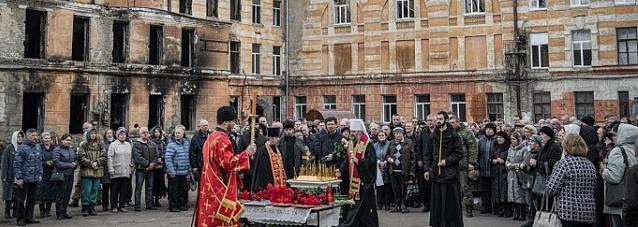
left=110, top=94, right=129, bottom=131
left=72, top=16, right=90, bottom=61
left=180, top=0, right=192, bottom=15
left=207, top=0, right=218, bottom=17
left=112, top=21, right=129, bottom=63
left=24, top=9, right=46, bottom=59
left=230, top=41, right=241, bottom=74
left=181, top=95, right=196, bottom=130
left=149, top=25, right=164, bottom=65
left=272, top=96, right=281, bottom=122
left=181, top=28, right=195, bottom=67
left=22, top=93, right=45, bottom=132
left=148, top=94, right=164, bottom=129
left=231, top=0, right=241, bottom=20
left=69, top=93, right=89, bottom=134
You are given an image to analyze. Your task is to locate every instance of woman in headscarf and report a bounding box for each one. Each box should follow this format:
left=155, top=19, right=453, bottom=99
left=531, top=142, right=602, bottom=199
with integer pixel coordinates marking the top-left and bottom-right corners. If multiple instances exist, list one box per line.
left=78, top=128, right=107, bottom=216
left=150, top=126, right=167, bottom=208
left=36, top=132, right=57, bottom=218
left=53, top=134, right=76, bottom=220
left=2, top=131, right=24, bottom=219
left=100, top=128, right=115, bottom=211
left=491, top=131, right=510, bottom=217
left=107, top=127, right=133, bottom=213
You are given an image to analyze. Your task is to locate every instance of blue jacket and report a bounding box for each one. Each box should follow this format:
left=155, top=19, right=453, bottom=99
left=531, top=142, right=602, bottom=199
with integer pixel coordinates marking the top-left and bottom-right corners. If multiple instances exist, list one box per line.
left=14, top=139, right=44, bottom=182
left=53, top=145, right=77, bottom=176
left=165, top=138, right=191, bottom=177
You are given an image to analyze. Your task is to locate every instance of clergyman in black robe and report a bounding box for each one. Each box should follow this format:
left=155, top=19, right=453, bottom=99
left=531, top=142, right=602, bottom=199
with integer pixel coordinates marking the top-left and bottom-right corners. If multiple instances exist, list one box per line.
left=337, top=119, right=379, bottom=227
left=252, top=128, right=286, bottom=192
left=424, top=111, right=464, bottom=227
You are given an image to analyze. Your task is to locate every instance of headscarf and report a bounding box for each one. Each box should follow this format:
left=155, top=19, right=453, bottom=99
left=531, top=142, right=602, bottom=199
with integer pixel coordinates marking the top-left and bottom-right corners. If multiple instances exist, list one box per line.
left=11, top=131, right=24, bottom=150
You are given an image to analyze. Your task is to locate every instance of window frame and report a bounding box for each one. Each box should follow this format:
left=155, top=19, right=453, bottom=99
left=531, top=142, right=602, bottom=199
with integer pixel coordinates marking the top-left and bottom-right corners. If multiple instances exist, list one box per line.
left=273, top=0, right=281, bottom=26
left=352, top=95, right=366, bottom=121
left=414, top=95, right=430, bottom=121
left=382, top=95, right=397, bottom=124
left=574, top=91, right=595, bottom=119
left=230, top=0, right=241, bottom=20
left=334, top=1, right=352, bottom=25
left=619, top=91, right=630, bottom=118
left=572, top=30, right=592, bottom=67
left=273, top=46, right=281, bottom=76
left=615, top=0, right=636, bottom=4
left=230, top=41, right=241, bottom=74
left=323, top=95, right=337, bottom=110
left=295, top=96, right=307, bottom=120
left=530, top=33, right=549, bottom=69
left=570, top=0, right=590, bottom=7
left=396, top=0, right=415, bottom=20
left=464, top=0, right=486, bottom=15
left=532, top=92, right=551, bottom=122
left=252, top=0, right=261, bottom=24
left=617, top=27, right=638, bottom=65
left=486, top=93, right=504, bottom=122
left=449, top=94, right=467, bottom=122
left=529, top=0, right=547, bottom=10
left=252, top=44, right=261, bottom=74
left=24, top=9, right=47, bottom=59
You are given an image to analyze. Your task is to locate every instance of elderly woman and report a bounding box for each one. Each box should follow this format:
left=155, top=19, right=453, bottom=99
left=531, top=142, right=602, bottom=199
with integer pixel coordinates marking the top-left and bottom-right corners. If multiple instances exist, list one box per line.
left=2, top=131, right=24, bottom=219
left=546, top=134, right=597, bottom=227
left=100, top=129, right=115, bottom=212
left=602, top=123, right=638, bottom=227
left=373, top=131, right=392, bottom=211
left=491, top=131, right=510, bottom=217
left=35, top=132, right=57, bottom=218
left=505, top=132, right=530, bottom=221
left=107, top=127, right=133, bottom=213
left=521, top=135, right=542, bottom=227
left=53, top=134, right=76, bottom=220
left=78, top=128, right=107, bottom=216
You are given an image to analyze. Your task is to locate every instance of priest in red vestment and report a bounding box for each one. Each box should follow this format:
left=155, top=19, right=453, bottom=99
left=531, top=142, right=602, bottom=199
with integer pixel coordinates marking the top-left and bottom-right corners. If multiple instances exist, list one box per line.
left=194, top=106, right=256, bottom=227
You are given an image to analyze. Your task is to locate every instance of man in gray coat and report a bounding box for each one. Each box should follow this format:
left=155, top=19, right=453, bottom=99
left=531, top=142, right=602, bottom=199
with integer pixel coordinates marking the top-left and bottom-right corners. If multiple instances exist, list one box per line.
left=14, top=128, right=43, bottom=226
left=133, top=127, right=160, bottom=211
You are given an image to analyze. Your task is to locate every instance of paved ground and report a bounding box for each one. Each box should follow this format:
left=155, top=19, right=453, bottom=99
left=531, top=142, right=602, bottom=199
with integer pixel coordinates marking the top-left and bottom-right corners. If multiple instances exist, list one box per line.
left=0, top=190, right=523, bottom=227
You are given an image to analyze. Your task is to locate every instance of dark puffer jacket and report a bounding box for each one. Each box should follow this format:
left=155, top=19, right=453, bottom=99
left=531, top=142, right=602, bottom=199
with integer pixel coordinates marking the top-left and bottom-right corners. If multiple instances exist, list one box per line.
left=424, top=123, right=464, bottom=183
left=15, top=139, right=44, bottom=183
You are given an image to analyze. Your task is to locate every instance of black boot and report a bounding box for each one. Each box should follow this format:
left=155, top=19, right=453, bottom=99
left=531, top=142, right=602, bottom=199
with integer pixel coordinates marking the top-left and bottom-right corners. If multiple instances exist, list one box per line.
left=81, top=205, right=89, bottom=217
left=45, top=202, right=52, bottom=217
left=518, top=204, right=526, bottom=221
left=88, top=204, right=98, bottom=216
left=39, top=204, right=45, bottom=218
left=504, top=203, right=513, bottom=218
left=512, top=204, right=520, bottom=220
left=466, top=205, right=474, bottom=218
left=154, top=197, right=162, bottom=207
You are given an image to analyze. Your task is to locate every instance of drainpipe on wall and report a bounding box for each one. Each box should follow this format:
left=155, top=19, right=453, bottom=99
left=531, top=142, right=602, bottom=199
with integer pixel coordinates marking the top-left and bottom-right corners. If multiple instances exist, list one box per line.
left=513, top=0, right=522, bottom=117
left=284, top=0, right=290, bottom=120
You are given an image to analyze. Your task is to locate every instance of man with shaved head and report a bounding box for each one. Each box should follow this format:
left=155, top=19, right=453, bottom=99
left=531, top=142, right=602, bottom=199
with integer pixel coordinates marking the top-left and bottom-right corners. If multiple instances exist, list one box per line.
left=189, top=119, right=210, bottom=181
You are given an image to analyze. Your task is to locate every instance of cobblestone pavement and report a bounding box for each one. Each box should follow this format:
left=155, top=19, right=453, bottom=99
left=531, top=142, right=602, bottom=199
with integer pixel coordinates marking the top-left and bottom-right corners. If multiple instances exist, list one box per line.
left=0, top=190, right=522, bottom=227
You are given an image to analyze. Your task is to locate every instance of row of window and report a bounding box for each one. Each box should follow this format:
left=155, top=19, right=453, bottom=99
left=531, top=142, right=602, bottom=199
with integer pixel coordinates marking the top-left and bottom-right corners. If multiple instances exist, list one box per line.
left=530, top=28, right=637, bottom=68
left=230, top=42, right=282, bottom=75
left=333, top=0, right=634, bottom=24
left=178, top=0, right=282, bottom=26
left=294, top=91, right=633, bottom=123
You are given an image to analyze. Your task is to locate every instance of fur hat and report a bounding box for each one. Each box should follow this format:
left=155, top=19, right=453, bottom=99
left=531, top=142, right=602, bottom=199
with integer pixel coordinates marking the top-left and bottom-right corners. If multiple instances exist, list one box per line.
left=217, top=106, right=237, bottom=122
left=580, top=116, right=595, bottom=127
left=539, top=126, right=555, bottom=139
left=485, top=122, right=497, bottom=131
left=283, top=120, right=295, bottom=130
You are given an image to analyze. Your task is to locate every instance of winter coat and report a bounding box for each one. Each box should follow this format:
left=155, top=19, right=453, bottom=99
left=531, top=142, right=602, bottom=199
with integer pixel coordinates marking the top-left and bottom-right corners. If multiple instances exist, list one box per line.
left=107, top=140, right=133, bottom=179
left=53, top=144, right=76, bottom=176
left=478, top=134, right=497, bottom=177
left=546, top=155, right=597, bottom=223
left=14, top=139, right=44, bottom=183
left=40, top=143, right=56, bottom=181
left=580, top=125, right=601, bottom=167
left=506, top=143, right=529, bottom=204
left=602, top=123, right=638, bottom=215
left=491, top=141, right=509, bottom=203
left=189, top=130, right=209, bottom=172
left=312, top=130, right=343, bottom=166
left=1, top=131, right=21, bottom=183
left=417, top=128, right=435, bottom=172
left=387, top=138, right=415, bottom=175
left=536, top=139, right=562, bottom=176
left=165, top=138, right=191, bottom=177
left=100, top=139, right=115, bottom=184
left=623, top=163, right=638, bottom=227
left=78, top=139, right=107, bottom=178
left=456, top=125, right=478, bottom=170
left=133, top=138, right=160, bottom=170
left=373, top=140, right=390, bottom=182
left=278, top=136, right=304, bottom=179
left=423, top=124, right=464, bottom=183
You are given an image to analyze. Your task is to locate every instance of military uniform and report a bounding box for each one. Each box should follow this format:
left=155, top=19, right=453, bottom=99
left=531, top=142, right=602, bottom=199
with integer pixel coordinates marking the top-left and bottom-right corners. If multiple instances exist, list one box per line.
left=456, top=125, right=478, bottom=217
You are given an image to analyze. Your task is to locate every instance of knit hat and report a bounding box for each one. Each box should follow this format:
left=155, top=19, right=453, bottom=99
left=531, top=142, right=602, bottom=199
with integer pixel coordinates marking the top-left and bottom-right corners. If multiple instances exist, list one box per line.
left=581, top=116, right=595, bottom=127
left=84, top=128, right=97, bottom=142
left=216, top=106, right=237, bottom=122
left=529, top=134, right=543, bottom=144
left=116, top=127, right=127, bottom=137
left=539, top=126, right=555, bottom=139
left=283, top=120, right=295, bottom=130
left=485, top=122, right=497, bottom=131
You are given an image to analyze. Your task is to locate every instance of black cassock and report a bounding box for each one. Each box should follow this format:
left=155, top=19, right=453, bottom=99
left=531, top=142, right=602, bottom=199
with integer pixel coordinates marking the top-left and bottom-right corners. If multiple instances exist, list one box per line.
left=338, top=141, right=379, bottom=227
left=424, top=124, right=465, bottom=227
left=238, top=133, right=267, bottom=192
left=251, top=144, right=284, bottom=192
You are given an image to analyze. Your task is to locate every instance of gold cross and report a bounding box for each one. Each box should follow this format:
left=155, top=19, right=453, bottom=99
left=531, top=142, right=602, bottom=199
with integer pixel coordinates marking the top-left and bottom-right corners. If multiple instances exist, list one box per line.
left=204, top=199, right=212, bottom=211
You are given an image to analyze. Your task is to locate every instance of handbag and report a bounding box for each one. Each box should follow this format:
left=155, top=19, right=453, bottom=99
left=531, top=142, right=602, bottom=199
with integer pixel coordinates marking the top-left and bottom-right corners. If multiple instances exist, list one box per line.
left=517, top=170, right=534, bottom=190
left=50, top=169, right=64, bottom=182
left=532, top=172, right=547, bottom=196
left=604, top=147, right=629, bottom=207
left=532, top=192, right=562, bottom=227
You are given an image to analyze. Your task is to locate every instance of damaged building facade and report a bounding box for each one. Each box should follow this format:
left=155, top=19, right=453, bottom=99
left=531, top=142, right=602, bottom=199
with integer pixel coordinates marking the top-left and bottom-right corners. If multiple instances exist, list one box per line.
left=0, top=0, right=285, bottom=138
left=1, top=0, right=638, bottom=139
left=287, top=0, right=638, bottom=124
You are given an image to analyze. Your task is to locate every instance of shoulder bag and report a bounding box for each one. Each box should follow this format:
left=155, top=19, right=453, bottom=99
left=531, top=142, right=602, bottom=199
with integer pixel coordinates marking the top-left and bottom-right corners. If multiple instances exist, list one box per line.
left=532, top=192, right=562, bottom=227
left=604, top=147, right=629, bottom=207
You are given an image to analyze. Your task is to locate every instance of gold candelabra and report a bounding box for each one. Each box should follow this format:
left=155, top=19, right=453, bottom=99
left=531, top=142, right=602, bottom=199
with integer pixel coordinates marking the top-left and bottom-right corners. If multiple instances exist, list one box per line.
left=296, top=163, right=337, bottom=181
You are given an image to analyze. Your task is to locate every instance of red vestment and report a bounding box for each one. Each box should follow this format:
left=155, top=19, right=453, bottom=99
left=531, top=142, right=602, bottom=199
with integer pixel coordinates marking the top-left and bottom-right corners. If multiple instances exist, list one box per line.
left=195, top=129, right=250, bottom=227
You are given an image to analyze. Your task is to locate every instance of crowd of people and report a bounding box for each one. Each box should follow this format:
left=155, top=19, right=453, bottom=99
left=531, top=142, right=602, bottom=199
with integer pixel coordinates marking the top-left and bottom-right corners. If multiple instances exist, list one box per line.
left=1, top=111, right=638, bottom=227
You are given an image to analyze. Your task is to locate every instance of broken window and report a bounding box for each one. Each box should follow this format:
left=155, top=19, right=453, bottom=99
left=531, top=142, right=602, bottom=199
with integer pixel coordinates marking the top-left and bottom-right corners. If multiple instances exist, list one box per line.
left=181, top=95, right=196, bottom=130
left=207, top=0, right=218, bottom=17
left=181, top=28, right=195, bottom=67
left=110, top=94, right=129, bottom=131
left=72, top=16, right=90, bottom=61
left=180, top=0, right=192, bottom=15
left=272, top=96, right=281, bottom=122
left=231, top=0, right=241, bottom=20
left=22, top=93, right=45, bottom=132
left=149, top=25, right=164, bottom=65
left=148, top=94, right=164, bottom=129
left=69, top=93, right=89, bottom=134
left=112, top=21, right=129, bottom=63
left=252, top=0, right=261, bottom=24
left=273, top=46, right=281, bottom=76
left=252, top=44, right=261, bottom=74
left=24, top=9, right=46, bottom=59
left=230, top=41, right=241, bottom=74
